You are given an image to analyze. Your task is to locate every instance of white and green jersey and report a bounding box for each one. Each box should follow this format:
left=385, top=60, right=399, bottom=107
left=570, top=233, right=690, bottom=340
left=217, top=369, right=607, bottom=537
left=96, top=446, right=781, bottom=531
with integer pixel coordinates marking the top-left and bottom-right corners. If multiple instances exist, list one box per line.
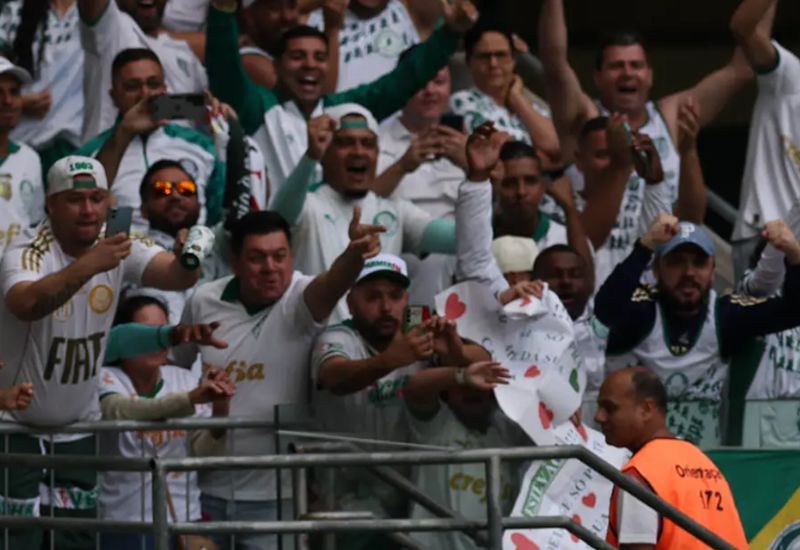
left=0, top=0, right=83, bottom=148
left=409, top=405, right=524, bottom=550
left=0, top=222, right=159, bottom=436
left=292, top=185, right=432, bottom=321
left=79, top=0, right=208, bottom=140
left=306, top=0, right=419, bottom=92
left=162, top=0, right=209, bottom=32
left=78, top=124, right=224, bottom=231
left=735, top=42, right=800, bottom=241
left=450, top=87, right=552, bottom=145
left=311, top=320, right=422, bottom=442
left=747, top=327, right=800, bottom=399
left=173, top=272, right=325, bottom=501
left=606, top=290, right=726, bottom=446
left=98, top=365, right=209, bottom=522
left=0, top=142, right=44, bottom=259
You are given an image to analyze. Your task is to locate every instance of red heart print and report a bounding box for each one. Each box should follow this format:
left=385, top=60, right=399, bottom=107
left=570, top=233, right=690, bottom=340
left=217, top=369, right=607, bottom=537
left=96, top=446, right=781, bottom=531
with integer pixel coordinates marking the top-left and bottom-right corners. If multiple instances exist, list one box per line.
left=570, top=514, right=582, bottom=543
left=582, top=492, right=597, bottom=508
left=524, top=366, right=541, bottom=378
left=576, top=423, right=588, bottom=442
left=521, top=296, right=533, bottom=306
left=445, top=293, right=467, bottom=320
left=511, top=533, right=539, bottom=550
left=538, top=401, right=554, bottom=429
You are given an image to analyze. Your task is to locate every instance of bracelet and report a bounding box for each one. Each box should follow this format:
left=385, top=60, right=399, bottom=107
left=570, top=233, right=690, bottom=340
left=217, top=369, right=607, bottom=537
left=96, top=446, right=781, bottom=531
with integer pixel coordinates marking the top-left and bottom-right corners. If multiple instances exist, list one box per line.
left=454, top=368, right=467, bottom=386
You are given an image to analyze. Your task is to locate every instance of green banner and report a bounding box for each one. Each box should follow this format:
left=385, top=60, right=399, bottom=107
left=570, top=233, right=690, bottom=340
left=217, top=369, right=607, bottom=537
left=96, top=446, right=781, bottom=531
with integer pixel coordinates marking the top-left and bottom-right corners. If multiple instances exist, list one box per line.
left=709, top=449, right=800, bottom=548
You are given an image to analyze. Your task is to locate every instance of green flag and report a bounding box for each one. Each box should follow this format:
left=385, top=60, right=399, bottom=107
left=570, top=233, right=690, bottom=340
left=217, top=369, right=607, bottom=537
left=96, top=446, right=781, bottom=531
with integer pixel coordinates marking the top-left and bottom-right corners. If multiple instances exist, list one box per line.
left=709, top=449, right=800, bottom=548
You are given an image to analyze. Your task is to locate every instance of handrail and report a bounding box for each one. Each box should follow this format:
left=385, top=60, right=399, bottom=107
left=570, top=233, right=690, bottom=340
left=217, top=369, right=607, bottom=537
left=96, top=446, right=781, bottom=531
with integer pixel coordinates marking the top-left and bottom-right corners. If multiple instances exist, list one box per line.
left=707, top=188, right=738, bottom=226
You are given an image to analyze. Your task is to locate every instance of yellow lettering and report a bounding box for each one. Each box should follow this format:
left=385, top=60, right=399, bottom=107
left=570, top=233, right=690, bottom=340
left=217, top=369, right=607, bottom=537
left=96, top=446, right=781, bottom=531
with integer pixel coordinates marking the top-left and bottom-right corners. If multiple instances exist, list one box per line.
left=247, top=363, right=265, bottom=380
left=460, top=474, right=473, bottom=491
left=472, top=478, right=485, bottom=496
left=449, top=473, right=464, bottom=491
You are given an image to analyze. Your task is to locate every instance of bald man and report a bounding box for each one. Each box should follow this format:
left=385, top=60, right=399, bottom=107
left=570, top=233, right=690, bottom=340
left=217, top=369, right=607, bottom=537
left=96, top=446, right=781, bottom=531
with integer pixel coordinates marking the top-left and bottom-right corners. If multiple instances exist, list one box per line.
left=595, top=367, right=747, bottom=550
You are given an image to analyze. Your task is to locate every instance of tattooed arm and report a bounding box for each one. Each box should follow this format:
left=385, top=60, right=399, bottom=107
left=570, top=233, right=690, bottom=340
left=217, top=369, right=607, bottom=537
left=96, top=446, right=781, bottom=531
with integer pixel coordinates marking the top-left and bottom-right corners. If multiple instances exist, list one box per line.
left=5, top=235, right=132, bottom=322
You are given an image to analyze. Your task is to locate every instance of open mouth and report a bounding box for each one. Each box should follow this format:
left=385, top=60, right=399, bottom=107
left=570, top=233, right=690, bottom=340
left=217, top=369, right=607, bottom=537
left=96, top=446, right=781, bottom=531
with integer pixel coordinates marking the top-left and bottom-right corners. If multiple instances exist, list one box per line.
left=296, top=74, right=320, bottom=93
left=346, top=160, right=369, bottom=179
left=617, top=84, right=639, bottom=97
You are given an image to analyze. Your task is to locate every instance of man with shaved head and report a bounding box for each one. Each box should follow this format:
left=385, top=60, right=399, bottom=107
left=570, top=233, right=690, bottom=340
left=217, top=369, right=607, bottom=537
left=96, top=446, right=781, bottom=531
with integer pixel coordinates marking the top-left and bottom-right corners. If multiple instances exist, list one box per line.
left=596, top=366, right=748, bottom=550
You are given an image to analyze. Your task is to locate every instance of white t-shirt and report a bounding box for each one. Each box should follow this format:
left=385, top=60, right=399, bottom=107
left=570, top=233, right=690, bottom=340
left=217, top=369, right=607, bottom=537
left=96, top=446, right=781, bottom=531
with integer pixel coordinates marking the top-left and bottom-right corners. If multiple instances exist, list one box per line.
left=79, top=0, right=208, bottom=140
left=174, top=272, right=325, bottom=501
left=0, top=1, right=84, bottom=148
left=291, top=185, right=432, bottom=320
left=735, top=42, right=800, bottom=241
left=377, top=116, right=465, bottom=220
left=409, top=405, right=525, bottom=550
left=306, top=0, right=419, bottom=92
left=162, top=0, right=209, bottom=32
left=98, top=365, right=209, bottom=522
left=0, top=142, right=44, bottom=260
left=747, top=328, right=800, bottom=399
left=450, top=87, right=552, bottom=145
left=79, top=124, right=221, bottom=231
left=0, top=222, right=159, bottom=433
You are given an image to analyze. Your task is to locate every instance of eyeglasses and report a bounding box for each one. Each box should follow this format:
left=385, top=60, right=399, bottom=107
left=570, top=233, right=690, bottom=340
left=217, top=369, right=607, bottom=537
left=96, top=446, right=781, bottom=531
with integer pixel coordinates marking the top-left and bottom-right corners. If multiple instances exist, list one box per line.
left=152, top=180, right=197, bottom=197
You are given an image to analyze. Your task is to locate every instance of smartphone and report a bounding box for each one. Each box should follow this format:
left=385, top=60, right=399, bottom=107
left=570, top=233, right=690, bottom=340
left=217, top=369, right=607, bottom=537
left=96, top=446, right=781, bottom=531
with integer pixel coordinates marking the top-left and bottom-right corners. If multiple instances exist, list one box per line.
left=403, top=305, right=431, bottom=334
left=151, top=94, right=206, bottom=121
left=106, top=206, right=133, bottom=237
left=622, top=121, right=649, bottom=164
left=439, top=113, right=465, bottom=132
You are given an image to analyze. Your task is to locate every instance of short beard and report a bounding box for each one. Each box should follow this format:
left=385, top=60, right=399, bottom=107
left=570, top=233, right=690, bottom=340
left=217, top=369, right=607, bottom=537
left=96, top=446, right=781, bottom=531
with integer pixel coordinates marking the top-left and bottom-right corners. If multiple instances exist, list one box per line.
left=351, top=315, right=397, bottom=350
left=148, top=213, right=199, bottom=238
left=659, top=282, right=710, bottom=316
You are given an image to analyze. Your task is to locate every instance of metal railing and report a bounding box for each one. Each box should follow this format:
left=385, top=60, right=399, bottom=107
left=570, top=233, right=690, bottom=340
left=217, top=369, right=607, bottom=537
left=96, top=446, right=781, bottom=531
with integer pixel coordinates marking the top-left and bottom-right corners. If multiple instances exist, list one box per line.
left=0, top=418, right=741, bottom=550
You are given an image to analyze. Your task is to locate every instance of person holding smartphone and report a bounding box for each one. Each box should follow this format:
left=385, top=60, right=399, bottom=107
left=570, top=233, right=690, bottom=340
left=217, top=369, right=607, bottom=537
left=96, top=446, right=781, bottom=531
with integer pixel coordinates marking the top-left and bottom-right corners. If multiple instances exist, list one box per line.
left=311, top=252, right=489, bottom=546
left=0, top=155, right=202, bottom=549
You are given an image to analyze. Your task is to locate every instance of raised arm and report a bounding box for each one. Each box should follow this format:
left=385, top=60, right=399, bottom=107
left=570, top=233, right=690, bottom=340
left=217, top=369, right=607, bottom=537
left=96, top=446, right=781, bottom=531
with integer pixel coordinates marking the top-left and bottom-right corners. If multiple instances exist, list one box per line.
left=206, top=0, right=272, bottom=135
left=5, top=234, right=131, bottom=322
left=140, top=250, right=201, bottom=290
left=331, top=0, right=476, bottom=121
left=303, top=206, right=385, bottom=322
left=674, top=98, right=707, bottom=223
left=537, top=0, right=597, bottom=155
left=547, top=175, right=594, bottom=286
left=730, top=0, right=778, bottom=71
left=404, top=361, right=508, bottom=407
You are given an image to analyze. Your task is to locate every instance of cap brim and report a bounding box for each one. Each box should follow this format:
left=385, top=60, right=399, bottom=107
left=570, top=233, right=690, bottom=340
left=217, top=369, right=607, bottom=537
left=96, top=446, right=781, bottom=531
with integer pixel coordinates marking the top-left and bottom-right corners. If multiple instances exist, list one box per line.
left=0, top=67, right=32, bottom=85
left=356, top=270, right=410, bottom=288
left=656, top=239, right=714, bottom=258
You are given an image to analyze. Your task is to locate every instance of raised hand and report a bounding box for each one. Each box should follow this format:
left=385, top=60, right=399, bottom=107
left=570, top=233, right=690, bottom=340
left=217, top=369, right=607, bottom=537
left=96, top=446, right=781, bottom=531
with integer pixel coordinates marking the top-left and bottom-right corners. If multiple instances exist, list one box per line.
left=0, top=383, right=33, bottom=411
left=499, top=279, right=546, bottom=305
left=420, top=316, right=467, bottom=364
left=433, top=124, right=468, bottom=169
left=22, top=90, right=52, bottom=119
left=547, top=175, right=577, bottom=210
left=466, top=122, right=512, bottom=182
left=632, top=133, right=665, bottom=184
left=641, top=213, right=679, bottom=251
left=462, top=361, right=511, bottom=390
left=307, top=115, right=336, bottom=161
left=440, top=0, right=479, bottom=33
left=763, top=220, right=800, bottom=265
left=607, top=113, right=634, bottom=168
left=171, top=321, right=229, bottom=349
left=677, top=97, right=701, bottom=155
left=401, top=129, right=442, bottom=173
left=79, top=234, right=132, bottom=275
left=323, top=0, right=349, bottom=31
left=347, top=206, right=386, bottom=259
left=189, top=367, right=236, bottom=405
left=120, top=95, right=164, bottom=137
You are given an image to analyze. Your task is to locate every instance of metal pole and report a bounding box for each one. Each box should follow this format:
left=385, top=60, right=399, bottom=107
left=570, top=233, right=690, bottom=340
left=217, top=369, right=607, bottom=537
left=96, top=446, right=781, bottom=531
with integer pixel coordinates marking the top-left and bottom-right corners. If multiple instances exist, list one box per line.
left=485, top=456, right=503, bottom=550
left=151, top=462, right=169, bottom=550
left=293, top=466, right=309, bottom=550
left=274, top=404, right=283, bottom=550
left=322, top=466, right=336, bottom=550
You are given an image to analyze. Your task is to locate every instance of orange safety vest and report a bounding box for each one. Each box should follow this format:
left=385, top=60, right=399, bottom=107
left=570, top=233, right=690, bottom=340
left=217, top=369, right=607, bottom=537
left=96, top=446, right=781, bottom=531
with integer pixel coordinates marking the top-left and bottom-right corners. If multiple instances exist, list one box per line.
left=607, top=438, right=747, bottom=549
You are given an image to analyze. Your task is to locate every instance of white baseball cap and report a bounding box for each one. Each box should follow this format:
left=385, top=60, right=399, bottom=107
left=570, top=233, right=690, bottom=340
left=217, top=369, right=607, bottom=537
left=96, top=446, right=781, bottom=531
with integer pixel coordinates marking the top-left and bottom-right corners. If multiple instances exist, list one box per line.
left=355, top=253, right=410, bottom=287
left=324, top=103, right=379, bottom=136
left=0, top=57, right=31, bottom=85
left=492, top=236, right=539, bottom=274
left=47, top=156, right=109, bottom=197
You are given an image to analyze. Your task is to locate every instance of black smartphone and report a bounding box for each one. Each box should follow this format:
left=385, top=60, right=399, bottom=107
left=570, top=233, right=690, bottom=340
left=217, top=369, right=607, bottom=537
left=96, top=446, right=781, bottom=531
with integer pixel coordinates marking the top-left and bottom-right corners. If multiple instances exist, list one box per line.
left=439, top=113, right=465, bottom=132
left=151, top=94, right=206, bottom=121
left=106, top=206, right=133, bottom=237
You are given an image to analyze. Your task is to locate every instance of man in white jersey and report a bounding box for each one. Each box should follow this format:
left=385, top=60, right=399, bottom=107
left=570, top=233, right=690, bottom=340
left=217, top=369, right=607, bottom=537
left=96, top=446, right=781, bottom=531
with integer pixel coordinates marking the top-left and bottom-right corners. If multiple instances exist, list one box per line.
left=0, top=155, right=202, bottom=549
left=595, top=214, right=800, bottom=447
left=271, top=104, right=465, bottom=320
left=78, top=49, right=223, bottom=232
left=305, top=0, right=420, bottom=91
left=450, top=24, right=560, bottom=165
left=0, top=58, right=45, bottom=260
left=237, top=0, right=300, bottom=89
left=172, top=208, right=383, bottom=550
left=730, top=0, right=799, bottom=278
left=78, top=0, right=207, bottom=140
left=538, top=0, right=751, bottom=266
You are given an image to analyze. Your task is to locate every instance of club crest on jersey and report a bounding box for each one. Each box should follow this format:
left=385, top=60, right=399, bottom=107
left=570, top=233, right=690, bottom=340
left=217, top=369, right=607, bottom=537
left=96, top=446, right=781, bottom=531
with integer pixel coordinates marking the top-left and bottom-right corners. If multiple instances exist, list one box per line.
left=0, top=174, right=12, bottom=201
left=375, top=29, right=404, bottom=57
left=88, top=284, right=114, bottom=314
left=373, top=211, right=399, bottom=237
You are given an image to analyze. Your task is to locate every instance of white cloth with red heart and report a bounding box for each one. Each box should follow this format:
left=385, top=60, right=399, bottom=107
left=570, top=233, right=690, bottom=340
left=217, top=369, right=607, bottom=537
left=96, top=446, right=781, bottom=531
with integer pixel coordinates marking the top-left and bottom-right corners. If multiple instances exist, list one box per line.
left=434, top=280, right=587, bottom=446
left=502, top=423, right=630, bottom=550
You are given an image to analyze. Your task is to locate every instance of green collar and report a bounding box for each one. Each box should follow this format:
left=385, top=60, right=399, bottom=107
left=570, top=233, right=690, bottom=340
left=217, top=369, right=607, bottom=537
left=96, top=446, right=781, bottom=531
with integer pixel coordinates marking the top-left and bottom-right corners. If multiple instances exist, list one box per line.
left=137, top=378, right=164, bottom=398
left=221, top=277, right=269, bottom=316
left=531, top=212, right=551, bottom=241
left=0, top=140, right=21, bottom=165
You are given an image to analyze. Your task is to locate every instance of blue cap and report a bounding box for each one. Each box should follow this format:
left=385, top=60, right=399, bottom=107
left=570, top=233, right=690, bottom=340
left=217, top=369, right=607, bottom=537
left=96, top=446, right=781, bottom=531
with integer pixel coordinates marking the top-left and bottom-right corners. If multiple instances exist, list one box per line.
left=655, top=222, right=715, bottom=258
